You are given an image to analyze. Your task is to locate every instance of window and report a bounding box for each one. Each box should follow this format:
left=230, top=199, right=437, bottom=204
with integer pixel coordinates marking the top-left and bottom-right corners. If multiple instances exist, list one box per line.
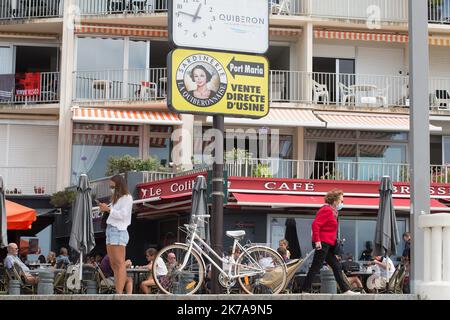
left=72, top=123, right=140, bottom=183
left=443, top=136, right=450, bottom=165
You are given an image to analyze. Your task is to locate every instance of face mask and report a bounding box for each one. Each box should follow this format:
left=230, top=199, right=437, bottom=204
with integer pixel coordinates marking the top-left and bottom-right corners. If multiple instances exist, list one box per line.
left=337, top=203, right=344, bottom=211
left=110, top=188, right=115, bottom=194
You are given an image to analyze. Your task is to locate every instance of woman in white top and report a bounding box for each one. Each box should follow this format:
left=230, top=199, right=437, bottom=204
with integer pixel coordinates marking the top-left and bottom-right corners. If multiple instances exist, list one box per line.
left=98, top=175, right=133, bottom=294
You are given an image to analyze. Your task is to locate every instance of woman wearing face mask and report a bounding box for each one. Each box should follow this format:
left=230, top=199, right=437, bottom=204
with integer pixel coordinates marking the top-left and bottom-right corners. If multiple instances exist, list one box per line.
left=300, top=189, right=359, bottom=295
left=98, top=175, right=133, bottom=294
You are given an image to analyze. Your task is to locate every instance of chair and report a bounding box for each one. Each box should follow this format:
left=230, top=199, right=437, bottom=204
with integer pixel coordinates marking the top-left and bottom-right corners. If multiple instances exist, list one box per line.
left=382, top=263, right=406, bottom=294
left=375, top=86, right=388, bottom=107
left=0, top=265, right=8, bottom=294
left=434, top=89, right=450, bottom=110
left=108, top=0, right=127, bottom=13
left=282, top=258, right=302, bottom=293
left=92, top=80, right=111, bottom=100
left=94, top=263, right=115, bottom=294
left=53, top=268, right=67, bottom=294
left=11, top=262, right=35, bottom=294
left=139, top=81, right=157, bottom=100
left=131, top=0, right=153, bottom=13
left=312, top=80, right=329, bottom=105
left=338, top=82, right=356, bottom=106
left=271, top=0, right=291, bottom=15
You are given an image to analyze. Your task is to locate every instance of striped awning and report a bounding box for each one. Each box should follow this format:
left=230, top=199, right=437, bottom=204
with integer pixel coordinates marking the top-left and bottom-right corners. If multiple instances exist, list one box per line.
left=315, top=30, right=450, bottom=47
left=207, top=108, right=325, bottom=127
left=315, top=111, right=442, bottom=132
left=72, top=107, right=182, bottom=125
left=75, top=24, right=301, bottom=38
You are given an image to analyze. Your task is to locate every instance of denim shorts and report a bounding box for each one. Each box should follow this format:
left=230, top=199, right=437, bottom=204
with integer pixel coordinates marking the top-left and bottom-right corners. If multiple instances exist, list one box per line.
left=106, top=224, right=129, bottom=246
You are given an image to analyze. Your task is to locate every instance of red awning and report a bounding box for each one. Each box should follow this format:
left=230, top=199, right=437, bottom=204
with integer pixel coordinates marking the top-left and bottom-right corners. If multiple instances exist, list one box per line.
left=232, top=193, right=450, bottom=211
left=5, top=200, right=37, bottom=230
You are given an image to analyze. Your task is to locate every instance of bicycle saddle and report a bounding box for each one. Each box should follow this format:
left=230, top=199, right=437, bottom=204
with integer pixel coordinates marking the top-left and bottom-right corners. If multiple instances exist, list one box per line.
left=226, top=230, right=246, bottom=238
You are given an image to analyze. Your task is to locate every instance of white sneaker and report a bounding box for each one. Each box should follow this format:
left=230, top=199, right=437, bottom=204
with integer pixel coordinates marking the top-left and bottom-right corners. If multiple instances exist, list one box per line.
left=343, top=290, right=361, bottom=295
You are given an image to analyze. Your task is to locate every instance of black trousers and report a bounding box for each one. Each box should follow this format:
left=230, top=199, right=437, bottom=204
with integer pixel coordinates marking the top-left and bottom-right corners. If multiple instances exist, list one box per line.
left=301, top=242, right=350, bottom=293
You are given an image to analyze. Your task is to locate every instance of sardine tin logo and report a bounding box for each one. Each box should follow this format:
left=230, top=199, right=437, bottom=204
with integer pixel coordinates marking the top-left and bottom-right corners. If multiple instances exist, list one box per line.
left=176, top=53, right=228, bottom=107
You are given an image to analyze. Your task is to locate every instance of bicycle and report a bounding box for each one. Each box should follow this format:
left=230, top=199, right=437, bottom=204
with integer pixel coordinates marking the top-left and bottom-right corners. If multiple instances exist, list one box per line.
left=153, top=214, right=287, bottom=295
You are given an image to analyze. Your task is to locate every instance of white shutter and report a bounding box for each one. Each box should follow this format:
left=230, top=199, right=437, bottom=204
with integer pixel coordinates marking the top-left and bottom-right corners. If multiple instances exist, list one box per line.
left=0, top=46, right=13, bottom=74
left=356, top=47, right=403, bottom=75
left=430, top=47, right=450, bottom=78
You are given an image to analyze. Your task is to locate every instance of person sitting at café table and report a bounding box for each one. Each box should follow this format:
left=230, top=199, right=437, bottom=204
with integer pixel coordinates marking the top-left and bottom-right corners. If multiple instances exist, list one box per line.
left=4, top=243, right=38, bottom=285
left=56, top=247, right=71, bottom=268
left=99, top=254, right=133, bottom=294
left=139, top=248, right=168, bottom=294
left=278, top=239, right=291, bottom=260
left=366, top=255, right=395, bottom=292
left=340, top=253, right=364, bottom=290
left=277, top=247, right=289, bottom=263
left=360, top=241, right=373, bottom=261
left=47, top=251, right=57, bottom=267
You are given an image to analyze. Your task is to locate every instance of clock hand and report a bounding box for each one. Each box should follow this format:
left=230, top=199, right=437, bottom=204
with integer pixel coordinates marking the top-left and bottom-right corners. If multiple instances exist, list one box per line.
left=192, top=4, right=202, bottom=22
left=177, top=10, right=202, bottom=20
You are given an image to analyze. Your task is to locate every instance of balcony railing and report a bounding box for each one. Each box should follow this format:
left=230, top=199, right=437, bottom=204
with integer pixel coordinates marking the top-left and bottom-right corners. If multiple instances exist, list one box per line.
left=77, top=0, right=168, bottom=15
left=0, top=0, right=62, bottom=20
left=73, top=68, right=167, bottom=102
left=0, top=166, right=56, bottom=195
left=0, top=72, right=60, bottom=105
left=428, top=0, right=450, bottom=24
left=270, top=70, right=410, bottom=107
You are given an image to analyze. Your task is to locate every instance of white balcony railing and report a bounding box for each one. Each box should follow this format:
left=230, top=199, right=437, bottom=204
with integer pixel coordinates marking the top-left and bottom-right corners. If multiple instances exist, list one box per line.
left=0, top=166, right=57, bottom=195
left=428, top=0, right=450, bottom=24
left=0, top=72, right=60, bottom=105
left=0, top=0, right=63, bottom=20
left=77, top=0, right=168, bottom=15
left=270, top=70, right=410, bottom=107
left=73, top=68, right=167, bottom=102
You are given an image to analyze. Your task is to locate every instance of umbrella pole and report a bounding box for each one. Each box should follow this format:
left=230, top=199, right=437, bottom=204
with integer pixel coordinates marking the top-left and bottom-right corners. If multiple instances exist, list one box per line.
left=80, top=252, right=83, bottom=287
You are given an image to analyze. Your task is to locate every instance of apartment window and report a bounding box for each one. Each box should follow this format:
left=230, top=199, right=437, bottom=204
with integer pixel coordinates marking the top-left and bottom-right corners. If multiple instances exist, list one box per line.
left=443, top=137, right=450, bottom=165
left=149, top=125, right=173, bottom=166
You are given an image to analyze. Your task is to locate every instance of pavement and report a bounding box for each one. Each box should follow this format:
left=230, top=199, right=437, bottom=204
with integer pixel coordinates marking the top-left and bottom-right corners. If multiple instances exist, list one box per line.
left=0, top=294, right=419, bottom=300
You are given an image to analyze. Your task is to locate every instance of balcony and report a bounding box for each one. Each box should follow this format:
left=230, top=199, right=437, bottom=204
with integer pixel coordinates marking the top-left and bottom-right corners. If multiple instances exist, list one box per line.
left=73, top=68, right=167, bottom=102
left=0, top=165, right=56, bottom=195
left=0, top=0, right=62, bottom=20
left=0, top=72, right=60, bottom=106
left=429, top=0, right=450, bottom=24
left=77, top=0, right=168, bottom=16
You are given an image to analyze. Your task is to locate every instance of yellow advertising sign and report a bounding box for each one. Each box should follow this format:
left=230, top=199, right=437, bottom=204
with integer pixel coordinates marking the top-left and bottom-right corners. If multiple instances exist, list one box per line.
left=168, top=49, right=269, bottom=118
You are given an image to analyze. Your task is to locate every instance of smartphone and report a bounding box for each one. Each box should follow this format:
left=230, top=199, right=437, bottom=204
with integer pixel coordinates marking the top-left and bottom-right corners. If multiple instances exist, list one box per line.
left=95, top=199, right=101, bottom=205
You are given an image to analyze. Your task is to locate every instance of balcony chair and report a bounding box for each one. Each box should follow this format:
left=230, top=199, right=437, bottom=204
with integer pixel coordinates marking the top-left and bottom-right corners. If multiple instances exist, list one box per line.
left=312, top=79, right=329, bottom=105
left=433, top=89, right=450, bottom=110
left=338, top=82, right=356, bottom=106
left=139, top=80, right=157, bottom=100
left=270, top=0, right=291, bottom=15
left=92, top=80, right=111, bottom=100
left=131, top=0, right=153, bottom=13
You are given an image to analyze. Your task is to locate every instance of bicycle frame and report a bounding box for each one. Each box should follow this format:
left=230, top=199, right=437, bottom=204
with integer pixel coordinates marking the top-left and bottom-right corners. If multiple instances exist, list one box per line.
left=178, top=219, right=267, bottom=281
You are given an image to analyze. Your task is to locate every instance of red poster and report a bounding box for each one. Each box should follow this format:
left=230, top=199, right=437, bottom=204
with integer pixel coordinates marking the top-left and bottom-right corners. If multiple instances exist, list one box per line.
left=15, top=72, right=41, bottom=96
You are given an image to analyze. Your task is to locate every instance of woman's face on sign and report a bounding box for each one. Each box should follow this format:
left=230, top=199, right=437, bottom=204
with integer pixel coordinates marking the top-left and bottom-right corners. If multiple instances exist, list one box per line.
left=193, top=68, right=207, bottom=87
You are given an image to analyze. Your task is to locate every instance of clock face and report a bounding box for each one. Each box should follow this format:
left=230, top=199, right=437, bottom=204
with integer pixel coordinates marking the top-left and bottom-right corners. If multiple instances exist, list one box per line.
left=173, top=0, right=217, bottom=41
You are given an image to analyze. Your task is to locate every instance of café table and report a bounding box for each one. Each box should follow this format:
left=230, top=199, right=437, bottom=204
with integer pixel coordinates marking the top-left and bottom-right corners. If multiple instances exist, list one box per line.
left=127, top=268, right=150, bottom=293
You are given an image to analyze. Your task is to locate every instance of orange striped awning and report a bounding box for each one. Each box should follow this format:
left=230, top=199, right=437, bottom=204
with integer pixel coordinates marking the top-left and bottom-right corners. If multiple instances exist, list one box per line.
left=315, top=30, right=450, bottom=46
left=315, top=111, right=442, bottom=132
left=72, top=107, right=182, bottom=125
left=75, top=23, right=168, bottom=38
left=75, top=23, right=301, bottom=38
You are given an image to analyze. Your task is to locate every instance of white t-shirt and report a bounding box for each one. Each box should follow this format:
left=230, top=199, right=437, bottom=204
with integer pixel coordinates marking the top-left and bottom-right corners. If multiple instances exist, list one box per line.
left=154, top=257, right=168, bottom=276
left=106, top=194, right=133, bottom=230
left=374, top=257, right=395, bottom=280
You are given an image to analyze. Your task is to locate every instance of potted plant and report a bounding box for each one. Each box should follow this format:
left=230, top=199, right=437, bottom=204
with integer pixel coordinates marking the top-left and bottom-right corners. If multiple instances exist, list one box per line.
left=252, top=163, right=273, bottom=178
left=105, top=154, right=166, bottom=176
left=50, top=190, right=77, bottom=211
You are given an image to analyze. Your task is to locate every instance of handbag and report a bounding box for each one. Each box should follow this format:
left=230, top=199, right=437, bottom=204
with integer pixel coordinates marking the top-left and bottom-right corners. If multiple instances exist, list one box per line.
left=333, top=215, right=344, bottom=255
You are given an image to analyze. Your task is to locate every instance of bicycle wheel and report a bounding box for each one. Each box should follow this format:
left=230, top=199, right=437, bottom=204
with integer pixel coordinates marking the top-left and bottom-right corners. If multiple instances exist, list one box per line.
left=153, top=244, right=205, bottom=295
left=236, top=246, right=287, bottom=294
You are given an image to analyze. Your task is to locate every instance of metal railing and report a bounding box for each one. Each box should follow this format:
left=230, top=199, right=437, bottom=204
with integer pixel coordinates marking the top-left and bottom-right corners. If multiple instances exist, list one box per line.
left=225, top=158, right=412, bottom=182
left=0, top=0, right=62, bottom=20
left=78, top=0, right=168, bottom=15
left=429, top=78, right=450, bottom=109
left=73, top=68, right=167, bottom=102
left=0, top=72, right=60, bottom=105
left=270, top=70, right=409, bottom=107
left=0, top=166, right=56, bottom=195
left=142, top=171, right=175, bottom=183
left=428, top=0, right=450, bottom=24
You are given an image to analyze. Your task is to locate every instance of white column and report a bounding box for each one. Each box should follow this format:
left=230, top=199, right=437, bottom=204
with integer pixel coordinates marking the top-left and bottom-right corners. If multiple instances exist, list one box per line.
left=291, top=22, right=312, bottom=102
left=431, top=226, right=442, bottom=282
left=56, top=0, right=76, bottom=190
left=294, top=127, right=304, bottom=178
left=423, top=227, right=431, bottom=282
left=443, top=227, right=450, bottom=281
left=172, top=114, right=193, bottom=171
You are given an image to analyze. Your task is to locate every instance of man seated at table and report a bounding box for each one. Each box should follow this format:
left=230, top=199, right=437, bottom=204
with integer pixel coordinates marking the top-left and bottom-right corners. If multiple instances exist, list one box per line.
left=56, top=247, right=71, bottom=268
left=340, top=254, right=363, bottom=290
left=3, top=243, right=38, bottom=285
left=99, top=254, right=133, bottom=294
left=139, top=248, right=168, bottom=294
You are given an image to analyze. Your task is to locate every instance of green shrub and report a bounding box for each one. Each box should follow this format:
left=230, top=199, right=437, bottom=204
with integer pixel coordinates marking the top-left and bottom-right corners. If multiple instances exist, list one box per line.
left=252, top=163, right=272, bottom=178
left=105, top=155, right=165, bottom=176
left=50, top=190, right=77, bottom=208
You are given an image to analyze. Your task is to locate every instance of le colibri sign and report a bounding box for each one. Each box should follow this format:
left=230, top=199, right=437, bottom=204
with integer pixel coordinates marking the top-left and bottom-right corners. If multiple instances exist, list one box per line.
left=169, top=0, right=269, bottom=54
left=168, top=48, right=269, bottom=118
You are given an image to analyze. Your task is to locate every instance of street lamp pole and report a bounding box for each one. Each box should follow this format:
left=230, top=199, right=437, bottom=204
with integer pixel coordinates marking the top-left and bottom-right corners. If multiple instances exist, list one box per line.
left=408, top=0, right=429, bottom=293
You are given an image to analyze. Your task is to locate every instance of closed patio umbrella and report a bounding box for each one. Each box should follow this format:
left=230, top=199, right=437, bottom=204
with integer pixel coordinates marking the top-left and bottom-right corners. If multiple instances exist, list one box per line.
left=69, top=174, right=96, bottom=284
left=374, top=176, right=400, bottom=288
left=0, top=176, right=7, bottom=248
left=191, top=175, right=209, bottom=243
